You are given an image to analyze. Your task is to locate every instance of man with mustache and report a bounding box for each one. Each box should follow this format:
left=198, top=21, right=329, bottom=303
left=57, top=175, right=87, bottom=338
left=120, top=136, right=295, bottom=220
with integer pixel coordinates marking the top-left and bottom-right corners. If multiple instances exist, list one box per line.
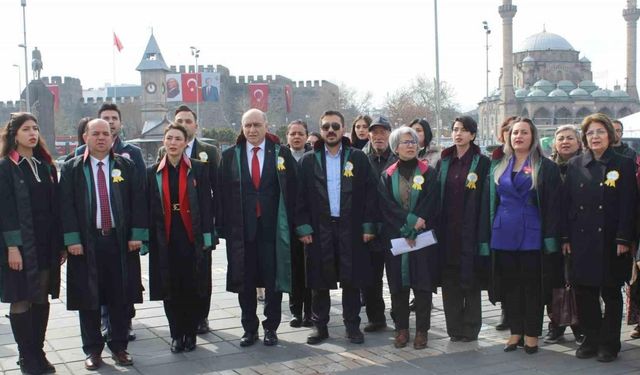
left=296, top=110, right=377, bottom=345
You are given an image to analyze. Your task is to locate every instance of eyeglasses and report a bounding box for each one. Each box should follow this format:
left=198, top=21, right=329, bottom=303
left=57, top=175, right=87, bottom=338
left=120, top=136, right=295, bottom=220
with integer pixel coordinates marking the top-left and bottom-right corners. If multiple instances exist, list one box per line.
left=585, top=129, right=608, bottom=138
left=399, top=140, right=417, bottom=146
left=321, top=122, right=341, bottom=131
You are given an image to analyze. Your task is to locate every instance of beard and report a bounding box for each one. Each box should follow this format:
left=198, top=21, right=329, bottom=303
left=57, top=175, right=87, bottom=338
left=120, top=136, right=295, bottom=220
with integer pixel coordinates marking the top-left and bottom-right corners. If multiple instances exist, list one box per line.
left=325, top=136, right=341, bottom=147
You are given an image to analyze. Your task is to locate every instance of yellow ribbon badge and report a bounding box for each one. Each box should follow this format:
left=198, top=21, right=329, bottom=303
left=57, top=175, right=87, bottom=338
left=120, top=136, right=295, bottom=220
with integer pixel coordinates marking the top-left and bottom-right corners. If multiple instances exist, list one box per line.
left=466, top=172, right=478, bottom=189
left=604, top=170, right=619, bottom=187
left=412, top=175, right=425, bottom=190
left=111, top=169, right=124, bottom=183
left=343, top=161, right=354, bottom=177
left=277, top=156, right=286, bottom=171
left=199, top=152, right=208, bottom=162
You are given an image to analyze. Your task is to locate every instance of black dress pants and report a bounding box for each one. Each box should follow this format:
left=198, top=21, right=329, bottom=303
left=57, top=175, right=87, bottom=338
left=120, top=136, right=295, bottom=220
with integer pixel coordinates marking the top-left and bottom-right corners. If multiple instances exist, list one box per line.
left=362, top=248, right=386, bottom=324
left=391, top=288, right=431, bottom=332
left=238, top=219, right=282, bottom=333
left=497, top=250, right=543, bottom=337
left=79, top=233, right=129, bottom=355
left=164, top=251, right=200, bottom=339
left=442, top=267, right=481, bottom=339
left=289, top=239, right=312, bottom=318
left=574, top=285, right=623, bottom=354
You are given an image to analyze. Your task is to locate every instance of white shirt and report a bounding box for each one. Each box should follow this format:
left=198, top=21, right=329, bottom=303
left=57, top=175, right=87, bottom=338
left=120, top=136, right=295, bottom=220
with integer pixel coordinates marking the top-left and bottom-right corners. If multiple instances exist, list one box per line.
left=246, top=139, right=266, bottom=178
left=185, top=139, right=196, bottom=158
left=90, top=155, right=115, bottom=229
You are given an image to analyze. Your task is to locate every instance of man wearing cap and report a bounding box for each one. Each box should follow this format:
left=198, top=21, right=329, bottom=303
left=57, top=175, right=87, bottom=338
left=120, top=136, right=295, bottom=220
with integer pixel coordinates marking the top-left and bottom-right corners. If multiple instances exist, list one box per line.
left=360, top=116, right=396, bottom=332
left=296, top=110, right=377, bottom=345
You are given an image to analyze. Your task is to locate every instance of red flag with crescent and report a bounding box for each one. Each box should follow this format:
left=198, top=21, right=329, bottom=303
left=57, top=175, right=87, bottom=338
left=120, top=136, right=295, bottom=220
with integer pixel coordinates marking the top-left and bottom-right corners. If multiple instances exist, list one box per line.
left=249, top=83, right=269, bottom=112
left=46, top=85, right=60, bottom=111
left=284, top=84, right=292, bottom=113
left=113, top=32, right=124, bottom=52
left=181, top=73, right=202, bottom=103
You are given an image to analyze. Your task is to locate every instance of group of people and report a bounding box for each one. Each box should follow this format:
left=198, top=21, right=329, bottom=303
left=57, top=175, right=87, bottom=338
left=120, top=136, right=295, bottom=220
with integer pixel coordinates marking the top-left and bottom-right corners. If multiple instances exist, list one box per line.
left=1, top=103, right=639, bottom=374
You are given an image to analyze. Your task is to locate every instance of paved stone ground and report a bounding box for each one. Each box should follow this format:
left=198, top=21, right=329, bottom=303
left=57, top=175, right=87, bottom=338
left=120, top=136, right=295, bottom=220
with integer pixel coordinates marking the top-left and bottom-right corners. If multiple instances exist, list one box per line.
left=1, top=242, right=639, bottom=374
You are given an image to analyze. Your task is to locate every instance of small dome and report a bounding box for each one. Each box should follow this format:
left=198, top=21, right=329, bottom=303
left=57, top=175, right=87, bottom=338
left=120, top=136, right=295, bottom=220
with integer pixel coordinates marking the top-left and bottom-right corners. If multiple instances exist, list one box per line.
left=578, top=80, right=598, bottom=93
left=611, top=89, right=630, bottom=98
left=548, top=88, right=568, bottom=97
left=515, top=88, right=529, bottom=98
left=557, top=80, right=576, bottom=91
left=533, top=79, right=554, bottom=93
left=518, top=31, right=574, bottom=52
left=491, top=88, right=502, bottom=97
left=591, top=89, right=610, bottom=97
left=527, top=88, right=548, bottom=97
left=522, top=55, right=536, bottom=63
left=569, top=88, right=590, bottom=97
left=579, top=56, right=591, bottom=63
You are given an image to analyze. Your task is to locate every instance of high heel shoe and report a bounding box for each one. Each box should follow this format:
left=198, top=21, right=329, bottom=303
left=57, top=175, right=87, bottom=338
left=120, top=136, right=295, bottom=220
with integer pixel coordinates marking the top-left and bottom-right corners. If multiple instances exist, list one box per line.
left=524, top=345, right=538, bottom=354
left=504, top=343, right=518, bottom=352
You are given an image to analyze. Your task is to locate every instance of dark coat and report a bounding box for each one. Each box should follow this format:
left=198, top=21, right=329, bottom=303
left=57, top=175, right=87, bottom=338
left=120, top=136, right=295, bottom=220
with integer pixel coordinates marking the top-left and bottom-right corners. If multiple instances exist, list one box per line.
left=436, top=144, right=490, bottom=289
left=562, top=148, right=637, bottom=287
left=295, top=137, right=376, bottom=289
left=0, top=151, right=62, bottom=302
left=378, top=159, right=440, bottom=294
left=217, top=133, right=297, bottom=293
left=76, top=137, right=146, bottom=176
left=479, top=155, right=562, bottom=304
left=59, top=150, right=148, bottom=310
left=147, top=156, right=213, bottom=301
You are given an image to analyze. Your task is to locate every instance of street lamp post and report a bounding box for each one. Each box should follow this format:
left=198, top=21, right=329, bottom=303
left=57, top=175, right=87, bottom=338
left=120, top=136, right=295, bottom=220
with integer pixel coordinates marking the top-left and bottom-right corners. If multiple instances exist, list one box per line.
left=190, top=46, right=200, bottom=125
left=433, top=0, right=442, bottom=147
left=483, top=21, right=491, bottom=144
left=12, top=64, right=22, bottom=110
left=20, top=0, right=30, bottom=111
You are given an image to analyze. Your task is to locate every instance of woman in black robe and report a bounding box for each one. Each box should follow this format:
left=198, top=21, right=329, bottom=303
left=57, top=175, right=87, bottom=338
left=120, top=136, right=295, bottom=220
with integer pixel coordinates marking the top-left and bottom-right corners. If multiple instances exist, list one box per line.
left=378, top=126, right=440, bottom=350
left=146, top=124, right=213, bottom=353
left=0, top=112, right=64, bottom=374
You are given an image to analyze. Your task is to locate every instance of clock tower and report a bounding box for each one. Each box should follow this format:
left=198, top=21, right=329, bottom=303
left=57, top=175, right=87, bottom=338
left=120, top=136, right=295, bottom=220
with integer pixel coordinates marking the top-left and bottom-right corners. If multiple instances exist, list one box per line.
left=136, top=33, right=171, bottom=132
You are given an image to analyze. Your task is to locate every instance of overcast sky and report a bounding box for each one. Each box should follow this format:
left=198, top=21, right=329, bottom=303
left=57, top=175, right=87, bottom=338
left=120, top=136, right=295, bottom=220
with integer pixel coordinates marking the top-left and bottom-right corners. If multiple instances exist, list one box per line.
left=0, top=0, right=629, bottom=111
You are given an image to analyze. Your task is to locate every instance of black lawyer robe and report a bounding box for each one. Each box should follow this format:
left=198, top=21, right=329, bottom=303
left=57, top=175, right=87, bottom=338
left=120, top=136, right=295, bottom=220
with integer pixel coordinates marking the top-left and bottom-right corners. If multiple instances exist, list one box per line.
left=59, top=151, right=148, bottom=310
left=146, top=156, right=214, bottom=300
left=295, top=137, right=376, bottom=290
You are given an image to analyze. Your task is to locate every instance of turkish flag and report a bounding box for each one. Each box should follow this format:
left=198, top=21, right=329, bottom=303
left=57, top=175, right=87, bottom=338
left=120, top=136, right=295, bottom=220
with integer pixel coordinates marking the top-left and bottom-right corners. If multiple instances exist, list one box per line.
left=284, top=84, right=292, bottom=113
left=46, top=85, right=59, bottom=111
left=113, top=32, right=124, bottom=52
left=249, top=83, right=269, bottom=112
left=181, top=73, right=202, bottom=103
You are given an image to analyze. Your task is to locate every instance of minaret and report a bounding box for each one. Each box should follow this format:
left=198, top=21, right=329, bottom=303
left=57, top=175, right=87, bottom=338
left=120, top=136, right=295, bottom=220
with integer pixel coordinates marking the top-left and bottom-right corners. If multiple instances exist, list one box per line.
left=624, top=0, right=640, bottom=100
left=499, top=0, right=518, bottom=119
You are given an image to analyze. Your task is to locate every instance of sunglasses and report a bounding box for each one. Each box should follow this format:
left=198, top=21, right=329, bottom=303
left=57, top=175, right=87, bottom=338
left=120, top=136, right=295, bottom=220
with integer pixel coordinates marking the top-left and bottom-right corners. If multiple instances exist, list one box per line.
left=321, top=122, right=341, bottom=131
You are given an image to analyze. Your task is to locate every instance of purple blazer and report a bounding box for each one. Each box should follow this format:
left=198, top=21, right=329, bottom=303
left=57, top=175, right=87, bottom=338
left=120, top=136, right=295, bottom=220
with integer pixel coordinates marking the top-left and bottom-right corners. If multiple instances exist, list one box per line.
left=490, top=157, right=542, bottom=251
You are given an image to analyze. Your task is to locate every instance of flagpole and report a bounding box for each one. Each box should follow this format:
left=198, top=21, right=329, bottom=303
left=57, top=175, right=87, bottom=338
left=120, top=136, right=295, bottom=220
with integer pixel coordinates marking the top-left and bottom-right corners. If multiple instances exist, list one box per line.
left=112, top=31, right=117, bottom=102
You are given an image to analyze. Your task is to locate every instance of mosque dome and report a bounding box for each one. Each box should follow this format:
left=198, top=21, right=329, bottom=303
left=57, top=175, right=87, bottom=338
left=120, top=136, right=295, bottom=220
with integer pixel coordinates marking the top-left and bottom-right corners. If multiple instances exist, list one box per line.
left=518, top=30, right=574, bottom=52
left=578, top=80, right=598, bottom=93
left=557, top=80, right=576, bottom=91
left=533, top=79, right=554, bottom=93
left=569, top=88, right=590, bottom=97
left=590, top=89, right=610, bottom=97
left=515, top=88, right=529, bottom=97
left=579, top=56, right=591, bottom=63
left=548, top=88, right=569, bottom=97
left=527, top=88, right=548, bottom=97
left=611, top=89, right=630, bottom=97
left=522, top=55, right=536, bottom=63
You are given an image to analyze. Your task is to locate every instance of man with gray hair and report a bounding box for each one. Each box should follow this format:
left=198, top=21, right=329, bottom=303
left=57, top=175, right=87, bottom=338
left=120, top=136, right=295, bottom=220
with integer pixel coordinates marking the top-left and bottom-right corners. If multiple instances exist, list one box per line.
left=217, top=109, right=298, bottom=347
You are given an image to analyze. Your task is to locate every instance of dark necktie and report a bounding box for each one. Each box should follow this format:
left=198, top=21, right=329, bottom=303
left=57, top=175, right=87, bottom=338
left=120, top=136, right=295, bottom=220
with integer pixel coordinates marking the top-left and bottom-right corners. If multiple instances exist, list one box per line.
left=97, top=161, right=112, bottom=230
left=251, top=147, right=261, bottom=217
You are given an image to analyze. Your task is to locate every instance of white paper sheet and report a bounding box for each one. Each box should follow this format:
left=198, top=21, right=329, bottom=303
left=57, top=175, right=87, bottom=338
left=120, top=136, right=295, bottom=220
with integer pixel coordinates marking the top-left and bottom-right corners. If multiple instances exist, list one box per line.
left=390, top=230, right=438, bottom=256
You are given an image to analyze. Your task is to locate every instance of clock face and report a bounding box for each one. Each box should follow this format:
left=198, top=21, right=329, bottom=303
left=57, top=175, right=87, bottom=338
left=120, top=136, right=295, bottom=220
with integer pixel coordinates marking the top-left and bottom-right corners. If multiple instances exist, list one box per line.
left=145, top=82, right=157, bottom=94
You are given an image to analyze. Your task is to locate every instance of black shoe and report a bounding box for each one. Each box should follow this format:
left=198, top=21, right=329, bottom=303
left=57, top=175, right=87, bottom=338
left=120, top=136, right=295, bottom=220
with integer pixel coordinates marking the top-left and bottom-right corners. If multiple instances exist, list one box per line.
left=575, top=334, right=586, bottom=345
left=450, top=336, right=463, bottom=342
left=524, top=345, right=539, bottom=354
left=263, top=330, right=278, bottom=346
left=290, top=315, right=302, bottom=328
left=504, top=343, right=518, bottom=352
left=127, top=326, right=136, bottom=341
left=596, top=350, right=617, bottom=363
left=170, top=337, right=185, bottom=353
left=461, top=336, right=477, bottom=342
left=576, top=345, right=597, bottom=359
left=307, top=326, right=329, bottom=345
left=363, top=321, right=387, bottom=333
left=240, top=332, right=259, bottom=347
left=184, top=335, right=196, bottom=351
left=346, top=329, right=364, bottom=344
left=301, top=316, right=314, bottom=327
left=543, top=329, right=564, bottom=344
left=196, top=319, right=210, bottom=335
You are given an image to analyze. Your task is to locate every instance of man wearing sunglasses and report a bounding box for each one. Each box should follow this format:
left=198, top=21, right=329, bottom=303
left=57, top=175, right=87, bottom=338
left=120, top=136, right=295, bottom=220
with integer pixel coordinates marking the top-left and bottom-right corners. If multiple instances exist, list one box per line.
left=296, top=110, right=378, bottom=345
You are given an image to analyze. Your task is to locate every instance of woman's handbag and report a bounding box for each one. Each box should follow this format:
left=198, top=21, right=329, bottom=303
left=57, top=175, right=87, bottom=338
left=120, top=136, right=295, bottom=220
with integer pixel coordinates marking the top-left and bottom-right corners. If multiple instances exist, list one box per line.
left=551, top=254, right=579, bottom=327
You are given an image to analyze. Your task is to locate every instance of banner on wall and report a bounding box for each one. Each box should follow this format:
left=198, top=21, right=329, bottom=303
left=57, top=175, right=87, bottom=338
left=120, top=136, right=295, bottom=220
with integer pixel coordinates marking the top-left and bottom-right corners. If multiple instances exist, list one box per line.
left=249, top=83, right=269, bottom=112
left=201, top=72, right=220, bottom=102
left=46, top=85, right=59, bottom=111
left=166, top=74, right=183, bottom=102
left=284, top=84, right=292, bottom=113
left=181, top=73, right=201, bottom=103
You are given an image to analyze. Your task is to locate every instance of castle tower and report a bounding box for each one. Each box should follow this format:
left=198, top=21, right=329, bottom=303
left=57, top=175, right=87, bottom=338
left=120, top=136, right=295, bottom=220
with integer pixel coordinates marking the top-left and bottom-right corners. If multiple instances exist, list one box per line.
left=624, top=0, right=640, bottom=100
left=499, top=0, right=518, bottom=121
left=136, top=33, right=171, bottom=129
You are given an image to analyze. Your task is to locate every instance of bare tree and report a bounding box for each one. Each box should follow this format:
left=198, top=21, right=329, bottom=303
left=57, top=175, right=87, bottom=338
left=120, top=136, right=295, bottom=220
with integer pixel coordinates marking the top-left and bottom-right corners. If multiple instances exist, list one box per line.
left=338, top=83, right=373, bottom=123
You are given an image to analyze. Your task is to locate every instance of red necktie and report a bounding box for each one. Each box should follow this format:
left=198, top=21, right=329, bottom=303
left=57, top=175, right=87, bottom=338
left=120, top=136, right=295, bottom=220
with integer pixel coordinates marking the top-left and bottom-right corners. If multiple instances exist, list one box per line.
left=251, top=147, right=261, bottom=217
left=97, top=161, right=112, bottom=230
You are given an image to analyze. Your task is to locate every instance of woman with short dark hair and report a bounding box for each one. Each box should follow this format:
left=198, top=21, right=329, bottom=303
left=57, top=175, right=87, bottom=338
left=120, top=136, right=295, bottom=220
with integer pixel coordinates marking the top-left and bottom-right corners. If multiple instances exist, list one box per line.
left=562, top=113, right=637, bottom=362
left=0, top=112, right=64, bottom=374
